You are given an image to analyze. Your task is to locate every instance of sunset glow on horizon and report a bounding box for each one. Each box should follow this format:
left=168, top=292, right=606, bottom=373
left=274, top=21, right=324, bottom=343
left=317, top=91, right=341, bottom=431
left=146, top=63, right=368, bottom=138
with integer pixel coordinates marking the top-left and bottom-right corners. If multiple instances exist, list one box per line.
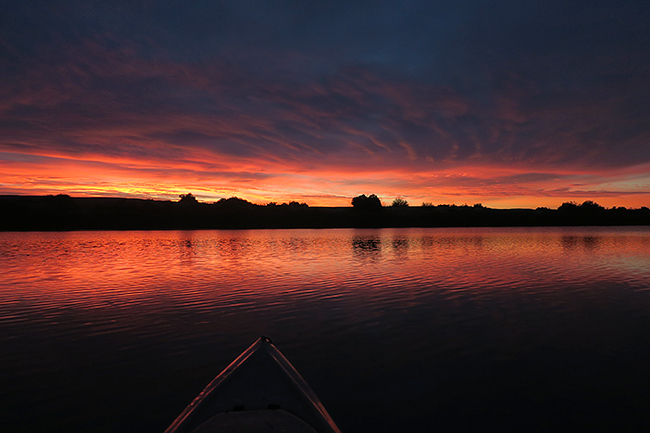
left=2, top=1, right=649, bottom=209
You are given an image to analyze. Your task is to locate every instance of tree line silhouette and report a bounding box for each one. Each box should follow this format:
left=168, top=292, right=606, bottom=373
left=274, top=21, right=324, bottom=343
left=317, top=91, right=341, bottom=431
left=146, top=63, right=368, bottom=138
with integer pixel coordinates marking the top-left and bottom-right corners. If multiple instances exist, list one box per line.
left=0, top=194, right=648, bottom=231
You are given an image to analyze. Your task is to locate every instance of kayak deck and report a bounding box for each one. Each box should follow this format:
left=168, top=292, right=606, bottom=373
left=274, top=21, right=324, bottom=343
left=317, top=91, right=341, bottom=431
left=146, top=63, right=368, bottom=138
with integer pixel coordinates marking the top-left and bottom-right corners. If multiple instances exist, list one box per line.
left=164, top=336, right=341, bottom=433
left=187, top=410, right=318, bottom=433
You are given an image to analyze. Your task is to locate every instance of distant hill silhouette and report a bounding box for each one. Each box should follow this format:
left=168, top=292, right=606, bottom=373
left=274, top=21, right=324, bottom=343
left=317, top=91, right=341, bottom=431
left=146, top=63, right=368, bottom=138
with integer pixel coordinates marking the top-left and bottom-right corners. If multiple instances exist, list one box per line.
left=0, top=195, right=648, bottom=231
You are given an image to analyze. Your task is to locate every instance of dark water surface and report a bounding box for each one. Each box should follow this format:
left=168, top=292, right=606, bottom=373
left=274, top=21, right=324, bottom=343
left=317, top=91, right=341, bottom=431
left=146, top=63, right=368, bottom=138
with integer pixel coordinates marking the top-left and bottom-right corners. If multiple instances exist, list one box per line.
left=2, top=227, right=650, bottom=432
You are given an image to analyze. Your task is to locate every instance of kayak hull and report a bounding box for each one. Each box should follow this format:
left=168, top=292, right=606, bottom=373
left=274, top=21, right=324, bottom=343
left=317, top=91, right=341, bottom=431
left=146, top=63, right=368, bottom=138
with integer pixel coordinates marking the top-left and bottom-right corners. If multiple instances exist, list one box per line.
left=164, top=337, right=341, bottom=433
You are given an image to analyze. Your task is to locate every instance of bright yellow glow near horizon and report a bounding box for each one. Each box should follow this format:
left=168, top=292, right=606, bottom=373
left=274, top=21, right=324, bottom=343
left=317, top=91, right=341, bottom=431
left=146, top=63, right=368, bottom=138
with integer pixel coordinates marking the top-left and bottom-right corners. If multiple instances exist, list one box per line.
left=1, top=151, right=649, bottom=209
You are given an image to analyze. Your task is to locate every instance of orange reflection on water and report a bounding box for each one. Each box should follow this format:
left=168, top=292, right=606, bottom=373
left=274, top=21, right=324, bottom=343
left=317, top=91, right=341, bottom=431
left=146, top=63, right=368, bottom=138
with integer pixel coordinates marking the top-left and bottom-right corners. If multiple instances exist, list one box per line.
left=2, top=228, right=650, bottom=310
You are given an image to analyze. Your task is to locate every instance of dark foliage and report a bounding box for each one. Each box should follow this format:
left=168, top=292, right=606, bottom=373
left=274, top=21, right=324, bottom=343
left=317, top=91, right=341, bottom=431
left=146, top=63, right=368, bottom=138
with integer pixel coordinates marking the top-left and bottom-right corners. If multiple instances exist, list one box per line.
left=178, top=193, right=198, bottom=204
left=391, top=198, right=409, bottom=207
left=215, top=197, right=257, bottom=208
left=352, top=194, right=382, bottom=211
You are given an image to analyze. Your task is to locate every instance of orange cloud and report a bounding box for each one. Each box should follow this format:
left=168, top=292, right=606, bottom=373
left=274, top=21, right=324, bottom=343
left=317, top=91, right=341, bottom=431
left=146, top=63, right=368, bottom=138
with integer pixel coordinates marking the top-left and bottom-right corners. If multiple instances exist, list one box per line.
left=1, top=37, right=649, bottom=208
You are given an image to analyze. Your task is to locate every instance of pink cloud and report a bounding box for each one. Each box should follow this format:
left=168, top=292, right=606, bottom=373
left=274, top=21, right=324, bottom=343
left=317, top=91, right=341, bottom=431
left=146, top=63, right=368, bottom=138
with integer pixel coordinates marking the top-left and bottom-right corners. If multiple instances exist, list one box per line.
left=1, top=36, right=649, bottom=208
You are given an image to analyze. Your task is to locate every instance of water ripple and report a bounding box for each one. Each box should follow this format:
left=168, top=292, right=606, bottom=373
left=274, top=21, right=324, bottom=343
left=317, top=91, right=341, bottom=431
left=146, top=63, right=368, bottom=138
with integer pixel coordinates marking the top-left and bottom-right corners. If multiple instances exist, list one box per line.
left=2, top=228, right=650, bottom=432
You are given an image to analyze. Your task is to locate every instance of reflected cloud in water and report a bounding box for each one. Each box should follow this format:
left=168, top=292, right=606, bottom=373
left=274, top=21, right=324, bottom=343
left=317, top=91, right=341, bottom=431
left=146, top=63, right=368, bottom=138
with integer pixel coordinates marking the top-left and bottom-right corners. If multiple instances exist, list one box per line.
left=417, top=235, right=485, bottom=250
left=2, top=227, right=650, bottom=433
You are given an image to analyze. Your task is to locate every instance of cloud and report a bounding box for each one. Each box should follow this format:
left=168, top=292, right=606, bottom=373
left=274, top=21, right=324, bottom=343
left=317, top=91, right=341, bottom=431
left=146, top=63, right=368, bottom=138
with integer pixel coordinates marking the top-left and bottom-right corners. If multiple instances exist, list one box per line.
left=1, top=0, right=649, bottom=207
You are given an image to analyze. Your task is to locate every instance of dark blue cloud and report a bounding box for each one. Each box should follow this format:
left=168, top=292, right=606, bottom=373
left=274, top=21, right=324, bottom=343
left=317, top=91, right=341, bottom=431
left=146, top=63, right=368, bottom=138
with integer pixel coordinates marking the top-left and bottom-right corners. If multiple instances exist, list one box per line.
left=1, top=0, right=649, bottom=172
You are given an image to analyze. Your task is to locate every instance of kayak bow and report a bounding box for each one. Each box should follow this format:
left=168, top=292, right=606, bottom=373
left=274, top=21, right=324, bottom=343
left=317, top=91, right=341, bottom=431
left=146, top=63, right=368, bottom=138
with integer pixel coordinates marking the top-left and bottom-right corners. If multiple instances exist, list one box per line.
left=165, top=336, right=341, bottom=433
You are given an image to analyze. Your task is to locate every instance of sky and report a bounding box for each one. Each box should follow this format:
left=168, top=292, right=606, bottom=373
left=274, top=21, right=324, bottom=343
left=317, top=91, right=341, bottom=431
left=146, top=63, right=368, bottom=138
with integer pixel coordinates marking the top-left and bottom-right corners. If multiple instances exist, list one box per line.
left=1, top=0, right=649, bottom=208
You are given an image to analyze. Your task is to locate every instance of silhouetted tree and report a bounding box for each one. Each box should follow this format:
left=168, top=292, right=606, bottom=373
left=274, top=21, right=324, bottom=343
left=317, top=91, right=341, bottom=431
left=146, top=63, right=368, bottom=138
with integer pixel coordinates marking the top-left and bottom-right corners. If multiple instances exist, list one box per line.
left=179, top=193, right=198, bottom=204
left=215, top=197, right=256, bottom=208
left=391, top=197, right=409, bottom=207
left=288, top=201, right=309, bottom=207
left=558, top=201, right=579, bottom=211
left=352, top=194, right=382, bottom=211
left=559, top=200, right=604, bottom=212
left=580, top=200, right=604, bottom=211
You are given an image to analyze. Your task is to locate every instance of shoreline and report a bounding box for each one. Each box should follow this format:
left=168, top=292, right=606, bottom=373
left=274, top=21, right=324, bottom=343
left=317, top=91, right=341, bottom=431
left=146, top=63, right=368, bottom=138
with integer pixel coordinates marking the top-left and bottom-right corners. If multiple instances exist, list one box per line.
left=1, top=195, right=648, bottom=231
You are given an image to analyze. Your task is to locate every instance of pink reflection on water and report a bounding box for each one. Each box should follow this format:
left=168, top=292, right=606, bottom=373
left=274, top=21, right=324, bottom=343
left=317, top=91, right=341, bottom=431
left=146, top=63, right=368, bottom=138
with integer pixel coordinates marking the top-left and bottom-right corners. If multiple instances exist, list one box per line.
left=1, top=228, right=649, bottom=309
left=2, top=228, right=650, bottom=433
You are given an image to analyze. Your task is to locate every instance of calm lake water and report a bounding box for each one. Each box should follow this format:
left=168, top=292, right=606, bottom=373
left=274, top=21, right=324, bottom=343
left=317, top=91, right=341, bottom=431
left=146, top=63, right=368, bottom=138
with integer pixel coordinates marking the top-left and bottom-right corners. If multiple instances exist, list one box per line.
left=2, top=227, right=650, bottom=432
